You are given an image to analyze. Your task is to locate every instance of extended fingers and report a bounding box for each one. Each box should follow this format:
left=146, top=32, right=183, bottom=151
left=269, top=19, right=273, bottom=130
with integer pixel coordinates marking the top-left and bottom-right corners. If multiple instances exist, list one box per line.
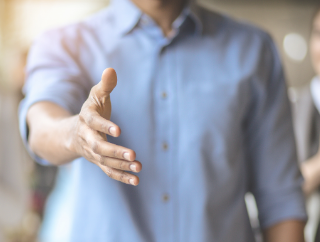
left=98, top=164, right=140, bottom=186
left=82, top=112, right=121, bottom=137
left=80, top=126, right=135, bottom=161
left=90, top=140, right=136, bottom=161
left=100, top=156, right=142, bottom=173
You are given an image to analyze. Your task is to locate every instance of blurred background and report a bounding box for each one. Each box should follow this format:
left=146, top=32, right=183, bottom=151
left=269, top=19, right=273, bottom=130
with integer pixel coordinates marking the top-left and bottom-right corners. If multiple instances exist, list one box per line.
left=0, top=0, right=319, bottom=241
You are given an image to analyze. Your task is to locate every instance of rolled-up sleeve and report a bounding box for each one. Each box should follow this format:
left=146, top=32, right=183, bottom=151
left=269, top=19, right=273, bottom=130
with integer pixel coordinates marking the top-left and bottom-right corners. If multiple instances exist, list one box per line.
left=19, top=29, right=91, bottom=165
left=246, top=33, right=307, bottom=229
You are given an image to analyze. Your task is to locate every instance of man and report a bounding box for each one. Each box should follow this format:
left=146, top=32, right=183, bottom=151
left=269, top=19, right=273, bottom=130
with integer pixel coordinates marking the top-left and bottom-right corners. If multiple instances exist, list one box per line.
left=20, top=0, right=307, bottom=241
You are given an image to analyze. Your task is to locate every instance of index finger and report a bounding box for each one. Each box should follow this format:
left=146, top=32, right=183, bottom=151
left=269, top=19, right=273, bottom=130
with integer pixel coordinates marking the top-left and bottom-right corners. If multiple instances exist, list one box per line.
left=91, top=140, right=136, bottom=161
left=82, top=111, right=121, bottom=137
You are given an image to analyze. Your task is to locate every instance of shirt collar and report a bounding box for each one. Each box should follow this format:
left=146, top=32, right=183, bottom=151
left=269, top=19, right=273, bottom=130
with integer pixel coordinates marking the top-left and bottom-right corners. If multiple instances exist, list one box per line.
left=110, top=0, right=142, bottom=36
left=188, top=0, right=203, bottom=36
left=110, top=0, right=203, bottom=37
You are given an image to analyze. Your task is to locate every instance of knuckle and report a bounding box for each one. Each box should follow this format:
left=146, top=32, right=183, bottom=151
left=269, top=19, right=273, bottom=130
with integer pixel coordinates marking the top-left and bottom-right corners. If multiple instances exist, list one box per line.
left=91, top=141, right=100, bottom=154
left=99, top=156, right=105, bottom=166
left=78, top=126, right=86, bottom=140
left=78, top=113, right=86, bottom=123
left=106, top=168, right=112, bottom=178
left=113, top=149, right=122, bottom=159
left=119, top=161, right=127, bottom=170
left=113, top=149, right=117, bottom=158
left=101, top=122, right=108, bottom=133
left=119, top=172, right=126, bottom=182
left=86, top=115, right=94, bottom=126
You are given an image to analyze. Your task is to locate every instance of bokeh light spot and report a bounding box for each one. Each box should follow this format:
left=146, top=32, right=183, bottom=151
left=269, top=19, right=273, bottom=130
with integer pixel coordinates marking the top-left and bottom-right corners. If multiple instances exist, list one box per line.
left=283, top=33, right=308, bottom=62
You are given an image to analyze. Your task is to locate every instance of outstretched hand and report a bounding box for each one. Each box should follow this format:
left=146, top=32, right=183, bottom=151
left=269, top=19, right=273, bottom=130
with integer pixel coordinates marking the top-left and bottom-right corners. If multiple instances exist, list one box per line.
left=70, top=68, right=142, bottom=185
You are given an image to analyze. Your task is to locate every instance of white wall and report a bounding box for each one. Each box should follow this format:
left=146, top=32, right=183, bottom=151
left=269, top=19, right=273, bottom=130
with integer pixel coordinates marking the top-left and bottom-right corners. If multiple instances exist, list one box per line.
left=0, top=0, right=109, bottom=86
left=10, top=0, right=109, bottom=48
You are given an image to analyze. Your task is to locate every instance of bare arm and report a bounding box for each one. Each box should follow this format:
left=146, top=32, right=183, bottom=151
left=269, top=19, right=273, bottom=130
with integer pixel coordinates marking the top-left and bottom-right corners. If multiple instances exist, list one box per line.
left=301, top=151, right=320, bottom=195
left=27, top=68, right=142, bottom=185
left=28, top=102, right=79, bottom=164
left=263, top=220, right=305, bottom=242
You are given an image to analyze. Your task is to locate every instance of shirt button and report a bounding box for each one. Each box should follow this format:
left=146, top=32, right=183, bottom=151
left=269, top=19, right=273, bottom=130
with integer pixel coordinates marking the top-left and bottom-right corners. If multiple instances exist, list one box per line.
left=162, top=142, right=168, bottom=151
left=162, top=194, right=170, bottom=202
left=161, top=92, right=167, bottom=99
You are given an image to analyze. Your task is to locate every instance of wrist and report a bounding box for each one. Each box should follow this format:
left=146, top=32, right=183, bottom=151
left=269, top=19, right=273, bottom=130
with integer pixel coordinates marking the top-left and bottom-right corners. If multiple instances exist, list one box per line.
left=62, top=115, right=80, bottom=157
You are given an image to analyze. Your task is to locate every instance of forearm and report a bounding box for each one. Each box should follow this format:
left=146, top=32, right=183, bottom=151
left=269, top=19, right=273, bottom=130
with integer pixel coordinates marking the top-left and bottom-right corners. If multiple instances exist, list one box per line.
left=25, top=69, right=141, bottom=185
left=27, top=101, right=80, bottom=165
left=301, top=153, right=320, bottom=195
left=263, top=220, right=305, bottom=242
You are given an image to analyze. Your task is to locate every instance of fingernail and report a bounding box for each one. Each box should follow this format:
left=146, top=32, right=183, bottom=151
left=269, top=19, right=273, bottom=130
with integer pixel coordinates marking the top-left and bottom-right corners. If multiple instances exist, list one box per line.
left=123, top=152, right=130, bottom=160
left=109, top=127, right=116, bottom=136
left=130, top=164, right=137, bottom=172
left=129, top=179, right=135, bottom=186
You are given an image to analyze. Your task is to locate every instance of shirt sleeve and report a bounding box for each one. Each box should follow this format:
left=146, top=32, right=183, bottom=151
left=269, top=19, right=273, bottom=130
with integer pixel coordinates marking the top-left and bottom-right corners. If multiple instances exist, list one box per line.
left=19, top=29, right=92, bottom=165
left=245, top=33, right=307, bottom=229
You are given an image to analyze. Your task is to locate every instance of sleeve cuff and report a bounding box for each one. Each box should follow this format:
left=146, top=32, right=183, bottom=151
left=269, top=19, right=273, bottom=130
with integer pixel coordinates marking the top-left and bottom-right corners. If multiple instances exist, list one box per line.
left=257, top=187, right=307, bottom=229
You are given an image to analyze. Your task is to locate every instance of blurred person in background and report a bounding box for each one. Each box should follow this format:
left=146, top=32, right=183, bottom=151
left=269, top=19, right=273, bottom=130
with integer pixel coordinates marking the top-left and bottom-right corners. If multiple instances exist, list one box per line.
left=301, top=5, right=320, bottom=196
left=295, top=5, right=320, bottom=242
left=21, top=0, right=307, bottom=241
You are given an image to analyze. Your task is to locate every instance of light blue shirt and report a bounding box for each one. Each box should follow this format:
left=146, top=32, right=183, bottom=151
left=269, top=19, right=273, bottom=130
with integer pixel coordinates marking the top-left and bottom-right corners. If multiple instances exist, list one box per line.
left=19, top=0, right=307, bottom=241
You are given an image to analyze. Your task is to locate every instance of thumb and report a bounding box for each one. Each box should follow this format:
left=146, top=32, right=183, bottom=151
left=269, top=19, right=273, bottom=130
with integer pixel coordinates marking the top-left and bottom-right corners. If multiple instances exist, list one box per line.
left=96, top=68, right=117, bottom=96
